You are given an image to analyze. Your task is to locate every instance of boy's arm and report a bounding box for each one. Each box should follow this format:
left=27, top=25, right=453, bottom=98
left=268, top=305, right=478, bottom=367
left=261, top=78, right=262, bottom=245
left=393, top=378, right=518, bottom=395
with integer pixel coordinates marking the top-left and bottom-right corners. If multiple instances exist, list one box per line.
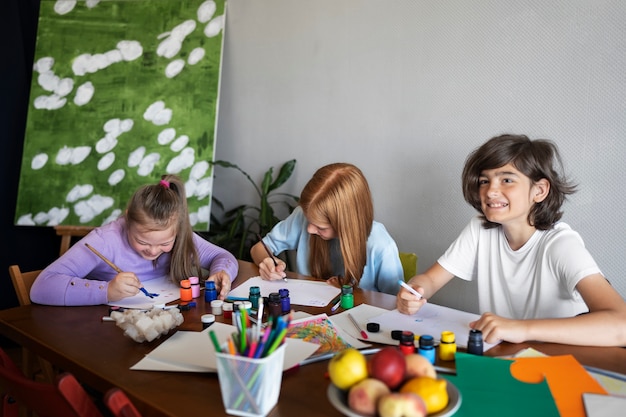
left=396, top=262, right=455, bottom=314
left=473, top=273, right=626, bottom=346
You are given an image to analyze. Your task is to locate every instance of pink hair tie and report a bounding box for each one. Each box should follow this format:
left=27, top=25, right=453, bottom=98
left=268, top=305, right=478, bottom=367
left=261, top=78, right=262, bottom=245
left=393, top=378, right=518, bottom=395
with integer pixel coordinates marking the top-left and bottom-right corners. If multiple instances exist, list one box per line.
left=159, top=179, right=170, bottom=189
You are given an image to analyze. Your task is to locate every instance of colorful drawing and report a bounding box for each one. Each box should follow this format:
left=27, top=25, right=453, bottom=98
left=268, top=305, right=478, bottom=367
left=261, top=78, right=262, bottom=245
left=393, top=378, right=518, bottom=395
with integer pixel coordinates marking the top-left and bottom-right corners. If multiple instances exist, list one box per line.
left=286, top=315, right=352, bottom=357
left=15, top=0, right=225, bottom=230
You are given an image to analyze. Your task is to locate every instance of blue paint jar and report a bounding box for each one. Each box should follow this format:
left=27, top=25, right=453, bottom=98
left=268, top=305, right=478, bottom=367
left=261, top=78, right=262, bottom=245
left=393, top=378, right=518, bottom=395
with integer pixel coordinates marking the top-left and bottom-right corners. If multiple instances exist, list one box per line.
left=418, top=334, right=436, bottom=364
left=279, top=288, right=290, bottom=314
left=204, top=280, right=217, bottom=303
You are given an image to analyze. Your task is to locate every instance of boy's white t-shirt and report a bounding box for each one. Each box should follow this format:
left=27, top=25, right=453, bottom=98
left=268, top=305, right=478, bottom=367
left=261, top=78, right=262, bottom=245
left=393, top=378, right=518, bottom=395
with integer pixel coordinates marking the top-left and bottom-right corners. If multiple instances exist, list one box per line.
left=438, top=216, right=599, bottom=319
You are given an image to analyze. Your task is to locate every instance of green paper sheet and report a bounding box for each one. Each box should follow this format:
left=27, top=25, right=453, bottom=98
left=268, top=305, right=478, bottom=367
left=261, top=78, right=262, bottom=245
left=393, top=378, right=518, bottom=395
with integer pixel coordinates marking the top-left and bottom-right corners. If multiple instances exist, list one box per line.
left=442, top=353, right=559, bottom=417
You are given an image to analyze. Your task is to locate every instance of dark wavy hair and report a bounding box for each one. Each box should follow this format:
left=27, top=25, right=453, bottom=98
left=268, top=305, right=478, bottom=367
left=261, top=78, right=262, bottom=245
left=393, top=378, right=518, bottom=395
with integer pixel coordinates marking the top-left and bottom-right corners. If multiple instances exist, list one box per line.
left=462, top=134, right=577, bottom=230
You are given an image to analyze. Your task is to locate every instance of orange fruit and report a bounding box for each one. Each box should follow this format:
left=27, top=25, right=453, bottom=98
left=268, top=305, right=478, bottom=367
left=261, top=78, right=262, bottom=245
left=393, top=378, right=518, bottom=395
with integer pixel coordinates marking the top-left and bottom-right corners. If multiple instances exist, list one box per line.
left=399, top=376, right=448, bottom=414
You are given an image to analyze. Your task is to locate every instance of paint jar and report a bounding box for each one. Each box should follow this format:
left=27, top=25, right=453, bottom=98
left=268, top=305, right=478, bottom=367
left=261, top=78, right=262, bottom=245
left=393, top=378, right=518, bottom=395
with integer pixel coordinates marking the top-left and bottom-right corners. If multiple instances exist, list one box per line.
left=180, top=279, right=192, bottom=302
left=399, top=331, right=416, bottom=355
left=418, top=334, right=436, bottom=364
left=467, top=329, right=484, bottom=356
left=249, top=286, right=261, bottom=310
left=211, top=299, right=224, bottom=315
left=267, top=292, right=282, bottom=322
left=439, top=330, right=456, bottom=361
left=340, top=285, right=354, bottom=309
left=201, top=314, right=216, bottom=329
left=279, top=288, right=290, bottom=314
left=189, top=276, right=201, bottom=298
left=205, top=280, right=217, bottom=303
left=223, top=302, right=233, bottom=320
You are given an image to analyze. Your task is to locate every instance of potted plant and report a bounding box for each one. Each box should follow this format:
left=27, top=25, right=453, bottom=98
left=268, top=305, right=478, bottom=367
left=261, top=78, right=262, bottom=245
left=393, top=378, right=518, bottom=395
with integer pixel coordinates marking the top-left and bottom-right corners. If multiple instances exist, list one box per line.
left=201, top=159, right=299, bottom=261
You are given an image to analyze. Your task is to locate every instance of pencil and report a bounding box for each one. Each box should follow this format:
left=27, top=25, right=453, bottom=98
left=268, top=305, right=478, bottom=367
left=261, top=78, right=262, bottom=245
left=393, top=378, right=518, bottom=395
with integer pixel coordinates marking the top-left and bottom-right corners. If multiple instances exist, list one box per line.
left=84, top=243, right=156, bottom=298
left=209, top=330, right=222, bottom=353
left=256, top=234, right=287, bottom=282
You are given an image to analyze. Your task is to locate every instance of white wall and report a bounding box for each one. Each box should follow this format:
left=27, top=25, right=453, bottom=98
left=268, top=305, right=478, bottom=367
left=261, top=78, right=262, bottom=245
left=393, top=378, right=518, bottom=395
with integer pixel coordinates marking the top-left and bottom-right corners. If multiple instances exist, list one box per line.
left=213, top=0, right=626, bottom=313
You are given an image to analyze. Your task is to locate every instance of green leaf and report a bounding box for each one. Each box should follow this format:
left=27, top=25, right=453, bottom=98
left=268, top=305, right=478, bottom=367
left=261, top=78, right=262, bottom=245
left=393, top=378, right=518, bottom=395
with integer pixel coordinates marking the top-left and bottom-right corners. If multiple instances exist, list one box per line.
left=269, top=159, right=297, bottom=192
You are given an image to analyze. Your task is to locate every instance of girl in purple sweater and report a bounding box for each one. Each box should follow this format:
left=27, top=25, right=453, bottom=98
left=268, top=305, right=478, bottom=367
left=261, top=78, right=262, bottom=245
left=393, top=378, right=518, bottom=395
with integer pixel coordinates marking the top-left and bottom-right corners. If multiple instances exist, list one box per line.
left=31, top=175, right=238, bottom=306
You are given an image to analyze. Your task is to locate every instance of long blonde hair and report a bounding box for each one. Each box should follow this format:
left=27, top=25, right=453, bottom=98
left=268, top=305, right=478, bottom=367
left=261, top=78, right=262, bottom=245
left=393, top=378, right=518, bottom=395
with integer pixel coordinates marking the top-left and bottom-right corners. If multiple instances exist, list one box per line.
left=124, top=174, right=201, bottom=283
left=300, top=163, right=373, bottom=283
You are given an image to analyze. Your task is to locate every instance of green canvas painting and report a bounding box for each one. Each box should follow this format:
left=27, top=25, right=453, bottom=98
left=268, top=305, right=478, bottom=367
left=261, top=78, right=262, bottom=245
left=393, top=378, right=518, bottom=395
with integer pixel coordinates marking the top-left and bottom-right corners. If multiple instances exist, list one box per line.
left=15, top=0, right=225, bottom=230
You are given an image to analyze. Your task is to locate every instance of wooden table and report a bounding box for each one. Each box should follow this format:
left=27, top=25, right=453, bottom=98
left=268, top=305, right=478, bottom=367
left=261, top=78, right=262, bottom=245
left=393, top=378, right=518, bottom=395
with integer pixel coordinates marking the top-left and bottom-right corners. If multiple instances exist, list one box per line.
left=1, top=261, right=625, bottom=416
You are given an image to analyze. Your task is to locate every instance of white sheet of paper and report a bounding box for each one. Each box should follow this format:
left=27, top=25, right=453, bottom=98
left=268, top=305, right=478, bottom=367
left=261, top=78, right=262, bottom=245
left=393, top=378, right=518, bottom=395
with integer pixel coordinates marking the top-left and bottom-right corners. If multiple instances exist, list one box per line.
left=130, top=322, right=320, bottom=372
left=229, top=276, right=341, bottom=307
left=108, top=275, right=181, bottom=309
left=362, top=302, right=500, bottom=350
left=583, top=393, right=626, bottom=417
left=330, top=304, right=390, bottom=343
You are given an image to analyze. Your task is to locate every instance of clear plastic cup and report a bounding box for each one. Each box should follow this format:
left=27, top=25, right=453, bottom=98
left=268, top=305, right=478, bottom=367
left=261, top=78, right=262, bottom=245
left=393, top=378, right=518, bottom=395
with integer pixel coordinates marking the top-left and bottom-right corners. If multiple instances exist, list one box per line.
left=215, top=344, right=286, bottom=417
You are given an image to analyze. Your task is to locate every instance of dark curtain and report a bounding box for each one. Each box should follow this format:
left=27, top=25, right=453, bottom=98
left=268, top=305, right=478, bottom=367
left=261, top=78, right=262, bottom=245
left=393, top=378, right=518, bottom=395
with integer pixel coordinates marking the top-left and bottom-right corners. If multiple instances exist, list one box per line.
left=1, top=0, right=58, bottom=311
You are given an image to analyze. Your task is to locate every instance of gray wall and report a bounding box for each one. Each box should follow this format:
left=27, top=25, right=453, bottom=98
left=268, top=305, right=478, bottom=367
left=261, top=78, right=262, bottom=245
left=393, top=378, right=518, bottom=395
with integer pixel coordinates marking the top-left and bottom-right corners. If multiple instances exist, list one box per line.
left=213, top=0, right=626, bottom=313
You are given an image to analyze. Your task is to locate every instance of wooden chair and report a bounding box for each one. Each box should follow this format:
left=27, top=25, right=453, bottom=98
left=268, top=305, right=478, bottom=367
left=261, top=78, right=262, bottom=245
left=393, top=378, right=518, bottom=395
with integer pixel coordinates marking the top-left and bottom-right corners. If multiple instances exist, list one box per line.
left=0, top=347, right=103, bottom=417
left=7, top=265, right=56, bottom=384
left=104, top=388, right=142, bottom=417
left=54, top=225, right=94, bottom=256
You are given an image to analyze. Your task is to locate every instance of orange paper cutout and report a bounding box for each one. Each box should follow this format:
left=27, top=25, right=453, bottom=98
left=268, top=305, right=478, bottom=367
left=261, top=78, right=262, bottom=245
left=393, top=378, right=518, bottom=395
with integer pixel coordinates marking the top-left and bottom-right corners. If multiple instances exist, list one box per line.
left=510, top=355, right=607, bottom=417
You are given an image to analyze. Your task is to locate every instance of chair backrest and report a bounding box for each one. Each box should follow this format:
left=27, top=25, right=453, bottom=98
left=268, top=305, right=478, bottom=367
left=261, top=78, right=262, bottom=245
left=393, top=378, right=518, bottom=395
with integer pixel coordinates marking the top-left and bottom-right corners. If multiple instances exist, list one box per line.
left=54, top=225, right=95, bottom=256
left=8, top=265, right=42, bottom=306
left=104, top=388, right=143, bottom=417
left=0, top=348, right=103, bottom=417
left=399, top=252, right=418, bottom=281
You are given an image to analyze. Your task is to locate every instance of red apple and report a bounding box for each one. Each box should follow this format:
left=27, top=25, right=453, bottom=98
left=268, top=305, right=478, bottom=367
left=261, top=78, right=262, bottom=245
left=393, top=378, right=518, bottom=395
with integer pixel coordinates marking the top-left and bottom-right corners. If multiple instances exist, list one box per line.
left=348, top=377, right=390, bottom=416
left=404, top=353, right=437, bottom=380
left=377, top=392, right=427, bottom=417
left=367, top=347, right=406, bottom=389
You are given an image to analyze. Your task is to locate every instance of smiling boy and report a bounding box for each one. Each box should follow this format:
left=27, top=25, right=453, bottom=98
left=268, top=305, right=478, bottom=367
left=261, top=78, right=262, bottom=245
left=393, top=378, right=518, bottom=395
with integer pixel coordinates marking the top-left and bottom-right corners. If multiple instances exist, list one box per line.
left=397, top=134, right=626, bottom=347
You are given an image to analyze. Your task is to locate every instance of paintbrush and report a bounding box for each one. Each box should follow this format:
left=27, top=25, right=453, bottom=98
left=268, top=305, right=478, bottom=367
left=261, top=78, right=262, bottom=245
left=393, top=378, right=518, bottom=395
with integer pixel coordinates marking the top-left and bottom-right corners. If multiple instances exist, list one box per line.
left=84, top=243, right=158, bottom=298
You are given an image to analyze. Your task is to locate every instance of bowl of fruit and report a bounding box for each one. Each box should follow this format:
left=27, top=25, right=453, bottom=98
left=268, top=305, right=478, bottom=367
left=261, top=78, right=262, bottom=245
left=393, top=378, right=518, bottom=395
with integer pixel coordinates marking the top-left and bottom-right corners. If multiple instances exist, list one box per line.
left=326, top=346, right=461, bottom=417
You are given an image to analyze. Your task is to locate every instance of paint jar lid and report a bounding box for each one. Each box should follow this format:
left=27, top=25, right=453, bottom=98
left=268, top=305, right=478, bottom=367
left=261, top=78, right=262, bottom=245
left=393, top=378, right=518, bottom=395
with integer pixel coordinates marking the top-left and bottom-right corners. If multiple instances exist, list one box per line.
left=268, top=292, right=281, bottom=303
left=180, top=279, right=191, bottom=289
left=189, top=276, right=199, bottom=284
left=419, top=334, right=434, bottom=348
left=201, top=314, right=216, bottom=324
left=400, top=331, right=415, bottom=344
left=242, top=301, right=252, bottom=310
left=366, top=322, right=380, bottom=332
left=441, top=330, right=455, bottom=343
left=223, top=302, right=233, bottom=312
